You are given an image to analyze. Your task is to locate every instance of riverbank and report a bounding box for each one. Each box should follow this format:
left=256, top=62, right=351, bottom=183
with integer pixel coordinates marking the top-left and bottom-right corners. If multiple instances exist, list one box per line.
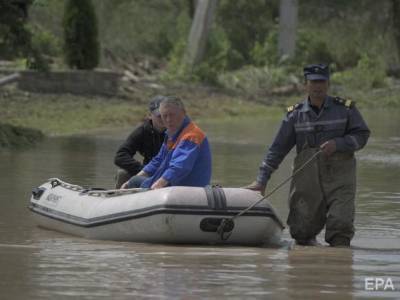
left=0, top=84, right=284, bottom=138
left=0, top=80, right=398, bottom=146
left=0, top=122, right=43, bottom=148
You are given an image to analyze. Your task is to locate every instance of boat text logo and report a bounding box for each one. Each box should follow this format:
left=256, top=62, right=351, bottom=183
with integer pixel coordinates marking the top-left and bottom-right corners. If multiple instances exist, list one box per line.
left=46, top=193, right=62, bottom=204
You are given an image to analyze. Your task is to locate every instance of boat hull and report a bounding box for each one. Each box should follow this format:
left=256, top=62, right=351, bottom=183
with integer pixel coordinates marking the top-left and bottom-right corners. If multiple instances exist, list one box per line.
left=29, top=179, right=284, bottom=246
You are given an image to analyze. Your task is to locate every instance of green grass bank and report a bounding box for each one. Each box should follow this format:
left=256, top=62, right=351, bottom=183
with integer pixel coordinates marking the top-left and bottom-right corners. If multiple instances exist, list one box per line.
left=0, top=85, right=282, bottom=139
left=0, top=122, right=44, bottom=148
left=1, top=80, right=397, bottom=149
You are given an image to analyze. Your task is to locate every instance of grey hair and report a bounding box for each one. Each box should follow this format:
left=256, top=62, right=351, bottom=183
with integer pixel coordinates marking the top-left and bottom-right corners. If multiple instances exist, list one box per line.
left=159, top=96, right=185, bottom=111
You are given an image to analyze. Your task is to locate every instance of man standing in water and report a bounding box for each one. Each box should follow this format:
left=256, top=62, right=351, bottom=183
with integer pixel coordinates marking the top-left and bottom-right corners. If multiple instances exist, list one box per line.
left=246, top=64, right=370, bottom=247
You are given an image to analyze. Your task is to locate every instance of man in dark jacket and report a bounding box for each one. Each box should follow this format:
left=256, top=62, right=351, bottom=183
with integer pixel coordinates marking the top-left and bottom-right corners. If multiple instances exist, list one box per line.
left=114, top=95, right=166, bottom=188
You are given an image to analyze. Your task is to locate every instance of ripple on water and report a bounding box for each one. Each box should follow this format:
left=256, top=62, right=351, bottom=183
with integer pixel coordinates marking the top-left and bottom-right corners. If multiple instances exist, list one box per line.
left=360, top=153, right=400, bottom=166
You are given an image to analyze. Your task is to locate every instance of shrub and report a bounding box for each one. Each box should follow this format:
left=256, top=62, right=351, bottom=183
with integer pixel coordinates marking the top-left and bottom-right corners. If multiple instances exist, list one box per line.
left=249, top=28, right=334, bottom=72
left=63, top=0, right=99, bottom=69
left=31, top=27, right=60, bottom=57
left=164, top=16, right=231, bottom=84
left=217, top=0, right=279, bottom=68
left=217, top=65, right=297, bottom=97
left=26, top=26, right=61, bottom=71
left=0, top=0, right=33, bottom=60
left=331, top=54, right=387, bottom=90
left=250, top=30, right=279, bottom=67
left=294, top=29, right=334, bottom=67
left=190, top=26, right=231, bottom=84
left=161, top=11, right=192, bottom=82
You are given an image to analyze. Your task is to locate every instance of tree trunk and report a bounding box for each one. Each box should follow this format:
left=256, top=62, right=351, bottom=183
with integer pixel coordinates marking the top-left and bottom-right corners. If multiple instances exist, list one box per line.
left=392, top=0, right=400, bottom=59
left=278, top=0, right=298, bottom=59
left=188, top=0, right=198, bottom=19
left=185, top=0, right=218, bottom=69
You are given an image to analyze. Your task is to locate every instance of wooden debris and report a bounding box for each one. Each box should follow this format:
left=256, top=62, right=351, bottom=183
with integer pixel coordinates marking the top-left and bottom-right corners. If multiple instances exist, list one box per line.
left=0, top=73, right=20, bottom=87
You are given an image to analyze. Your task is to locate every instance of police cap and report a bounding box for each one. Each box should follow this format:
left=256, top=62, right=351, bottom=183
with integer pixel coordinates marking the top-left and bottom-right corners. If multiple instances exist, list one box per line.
left=303, top=63, right=330, bottom=81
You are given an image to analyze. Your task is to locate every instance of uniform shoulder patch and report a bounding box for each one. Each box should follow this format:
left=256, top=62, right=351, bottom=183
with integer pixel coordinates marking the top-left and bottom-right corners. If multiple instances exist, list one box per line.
left=333, top=96, right=355, bottom=108
left=286, top=103, right=302, bottom=112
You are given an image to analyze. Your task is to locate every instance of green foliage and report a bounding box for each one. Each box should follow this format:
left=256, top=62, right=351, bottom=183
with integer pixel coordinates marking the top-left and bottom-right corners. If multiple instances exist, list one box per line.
left=165, top=0, right=280, bottom=80
left=31, top=27, right=60, bottom=57
left=26, top=26, right=60, bottom=71
left=161, top=12, right=191, bottom=81
left=217, top=0, right=279, bottom=68
left=26, top=0, right=398, bottom=96
left=99, top=0, right=187, bottom=59
left=162, top=38, right=188, bottom=82
left=249, top=28, right=334, bottom=69
left=164, top=24, right=231, bottom=84
left=63, top=0, right=99, bottom=69
left=293, top=30, right=333, bottom=67
left=26, top=47, right=50, bottom=71
left=165, top=0, right=279, bottom=83
left=331, top=54, right=388, bottom=91
left=217, top=65, right=297, bottom=97
left=250, top=30, right=279, bottom=67
left=0, top=0, right=33, bottom=59
left=190, top=26, right=231, bottom=84
left=0, top=0, right=53, bottom=71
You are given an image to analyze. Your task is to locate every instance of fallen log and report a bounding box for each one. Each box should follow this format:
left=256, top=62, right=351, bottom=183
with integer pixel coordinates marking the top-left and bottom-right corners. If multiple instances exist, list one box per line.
left=0, top=73, right=20, bottom=87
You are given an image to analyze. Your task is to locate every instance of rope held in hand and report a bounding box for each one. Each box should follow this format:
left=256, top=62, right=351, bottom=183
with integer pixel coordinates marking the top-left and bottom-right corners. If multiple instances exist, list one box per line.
left=217, top=149, right=323, bottom=241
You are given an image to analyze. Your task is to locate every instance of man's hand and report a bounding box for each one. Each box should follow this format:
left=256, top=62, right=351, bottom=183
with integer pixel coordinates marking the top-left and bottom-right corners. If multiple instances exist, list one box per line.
left=120, top=181, right=129, bottom=189
left=242, top=181, right=266, bottom=196
left=136, top=170, right=149, bottom=177
left=120, top=171, right=149, bottom=189
left=151, top=177, right=168, bottom=190
left=320, top=140, right=336, bottom=156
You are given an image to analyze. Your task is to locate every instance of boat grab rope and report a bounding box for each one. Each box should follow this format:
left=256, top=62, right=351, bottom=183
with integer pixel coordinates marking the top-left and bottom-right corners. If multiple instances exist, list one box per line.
left=85, top=188, right=148, bottom=197
left=48, top=178, right=147, bottom=197
left=217, top=149, right=322, bottom=241
left=49, top=178, right=83, bottom=190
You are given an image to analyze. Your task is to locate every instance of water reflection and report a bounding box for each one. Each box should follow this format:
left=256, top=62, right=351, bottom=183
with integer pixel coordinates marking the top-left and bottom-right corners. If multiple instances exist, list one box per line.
left=58, top=137, right=99, bottom=184
left=286, top=247, right=354, bottom=300
left=28, top=239, right=292, bottom=299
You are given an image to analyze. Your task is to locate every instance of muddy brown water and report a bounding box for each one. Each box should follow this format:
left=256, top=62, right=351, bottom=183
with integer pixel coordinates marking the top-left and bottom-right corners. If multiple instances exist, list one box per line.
left=1, top=109, right=399, bottom=299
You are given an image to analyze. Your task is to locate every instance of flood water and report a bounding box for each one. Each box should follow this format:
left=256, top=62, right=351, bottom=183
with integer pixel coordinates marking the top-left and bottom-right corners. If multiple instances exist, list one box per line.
left=1, top=108, right=399, bottom=299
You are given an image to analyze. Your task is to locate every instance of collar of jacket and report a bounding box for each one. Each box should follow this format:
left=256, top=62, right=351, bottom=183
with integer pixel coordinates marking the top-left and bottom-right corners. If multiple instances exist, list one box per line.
left=167, top=116, right=191, bottom=142
left=144, top=118, right=165, bottom=134
left=143, top=118, right=153, bottom=131
left=301, top=96, right=333, bottom=112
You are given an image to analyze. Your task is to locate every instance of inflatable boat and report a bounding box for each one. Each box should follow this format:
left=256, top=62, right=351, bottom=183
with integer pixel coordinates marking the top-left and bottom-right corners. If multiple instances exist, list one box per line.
left=29, top=178, right=284, bottom=246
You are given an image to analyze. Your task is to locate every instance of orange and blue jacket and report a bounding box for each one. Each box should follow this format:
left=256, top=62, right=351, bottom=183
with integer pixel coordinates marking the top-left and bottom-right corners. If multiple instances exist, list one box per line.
left=141, top=117, right=212, bottom=188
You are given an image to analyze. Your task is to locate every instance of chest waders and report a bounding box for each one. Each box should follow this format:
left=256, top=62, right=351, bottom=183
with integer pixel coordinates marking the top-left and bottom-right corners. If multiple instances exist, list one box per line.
left=287, top=147, right=356, bottom=245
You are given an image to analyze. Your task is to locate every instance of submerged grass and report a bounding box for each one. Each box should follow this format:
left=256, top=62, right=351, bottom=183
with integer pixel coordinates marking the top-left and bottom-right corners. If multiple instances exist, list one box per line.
left=0, top=122, right=44, bottom=148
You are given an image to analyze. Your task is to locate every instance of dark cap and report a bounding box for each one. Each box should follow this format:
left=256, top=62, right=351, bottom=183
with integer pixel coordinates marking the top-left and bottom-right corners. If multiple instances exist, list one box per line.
left=148, top=95, right=165, bottom=115
left=303, top=64, right=330, bottom=81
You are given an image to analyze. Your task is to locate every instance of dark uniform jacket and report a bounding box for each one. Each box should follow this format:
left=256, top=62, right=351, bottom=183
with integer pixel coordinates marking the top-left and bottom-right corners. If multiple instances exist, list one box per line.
left=114, top=119, right=165, bottom=176
left=257, top=96, right=370, bottom=185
